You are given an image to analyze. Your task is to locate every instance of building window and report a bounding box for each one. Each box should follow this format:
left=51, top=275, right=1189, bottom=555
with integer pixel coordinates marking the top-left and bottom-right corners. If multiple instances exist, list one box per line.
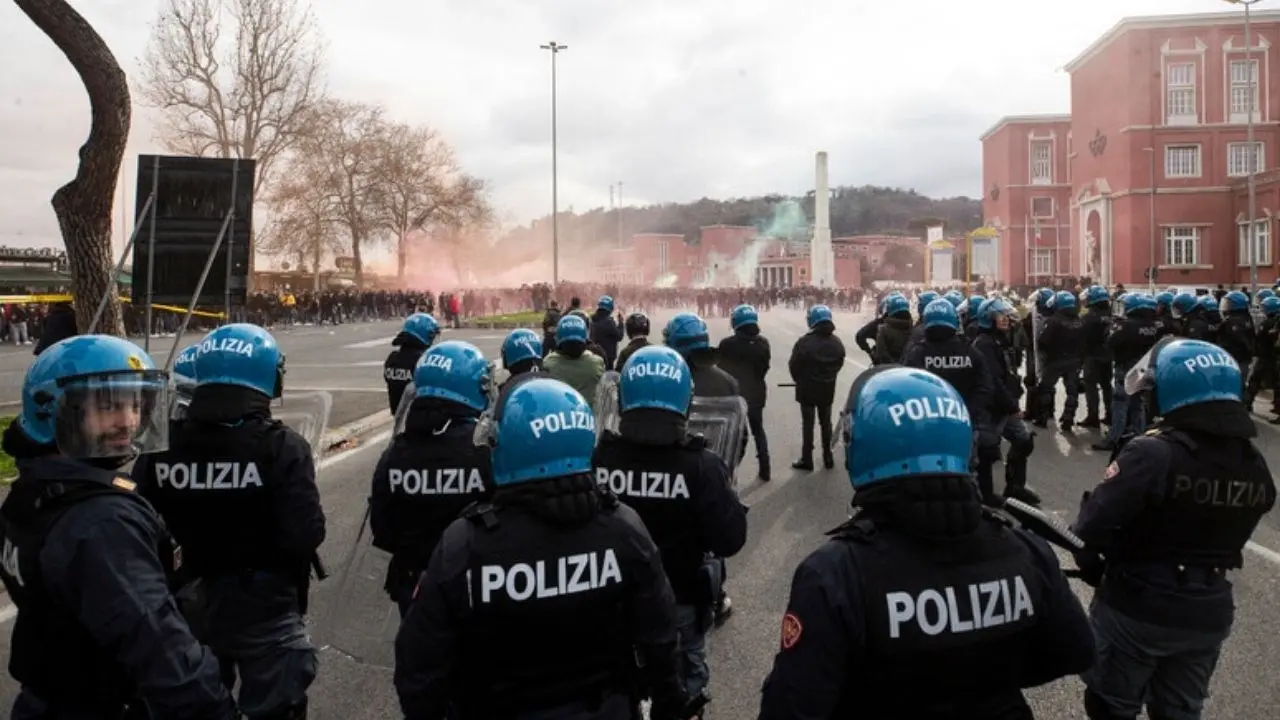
left=1164, top=226, right=1200, bottom=266
left=1031, top=249, right=1054, bottom=276
left=1238, top=219, right=1271, bottom=266
left=1164, top=144, right=1201, bottom=178
left=1166, top=62, right=1197, bottom=124
left=1030, top=140, right=1052, bottom=185
left=1229, top=59, right=1260, bottom=122
left=1227, top=142, right=1264, bottom=177
left=1031, top=197, right=1054, bottom=218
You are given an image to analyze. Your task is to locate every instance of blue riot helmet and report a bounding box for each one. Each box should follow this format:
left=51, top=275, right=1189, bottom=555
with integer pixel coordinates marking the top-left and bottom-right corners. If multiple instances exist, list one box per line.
left=975, top=297, right=1015, bottom=330
left=1155, top=291, right=1175, bottom=311
left=173, top=343, right=199, bottom=382
left=21, top=335, right=170, bottom=459
left=842, top=366, right=973, bottom=487
left=965, top=295, right=984, bottom=319
left=1220, top=290, right=1250, bottom=314
left=1171, top=292, right=1198, bottom=318
left=1034, top=288, right=1055, bottom=310
left=1051, top=290, right=1077, bottom=311
left=942, top=291, right=964, bottom=308
left=916, top=291, right=939, bottom=316
left=618, top=346, right=694, bottom=416
left=194, top=323, right=284, bottom=398
left=730, top=304, right=759, bottom=330
left=882, top=294, right=911, bottom=317
left=922, top=299, right=960, bottom=330
left=663, top=312, right=711, bottom=353
left=597, top=295, right=615, bottom=313
left=1125, top=338, right=1241, bottom=415
left=554, top=313, right=589, bottom=347
left=500, top=328, right=543, bottom=369
left=413, top=340, right=493, bottom=412
left=806, top=304, right=834, bottom=328
left=398, top=312, right=440, bottom=347
left=170, top=343, right=199, bottom=421
left=1196, top=295, right=1219, bottom=314
left=1084, top=285, right=1110, bottom=306
left=1264, top=297, right=1280, bottom=316
left=484, top=377, right=596, bottom=486
left=1256, top=288, right=1276, bottom=303
left=1123, top=293, right=1157, bottom=316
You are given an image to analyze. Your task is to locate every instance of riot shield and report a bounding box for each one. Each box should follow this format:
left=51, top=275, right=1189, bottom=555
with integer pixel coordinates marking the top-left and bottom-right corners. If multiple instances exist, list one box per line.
left=276, top=390, right=334, bottom=462
left=315, top=504, right=400, bottom=669
left=687, top=396, right=748, bottom=473
left=1030, top=310, right=1044, bottom=378
left=169, top=375, right=196, bottom=421
left=595, top=371, right=621, bottom=438
left=393, top=382, right=416, bottom=436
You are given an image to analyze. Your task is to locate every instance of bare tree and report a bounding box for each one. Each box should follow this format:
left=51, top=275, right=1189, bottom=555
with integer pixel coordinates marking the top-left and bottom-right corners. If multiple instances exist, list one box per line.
left=260, top=151, right=345, bottom=291
left=13, top=0, right=130, bottom=336
left=299, top=100, right=389, bottom=287
left=375, top=122, right=492, bottom=282
left=138, top=0, right=324, bottom=277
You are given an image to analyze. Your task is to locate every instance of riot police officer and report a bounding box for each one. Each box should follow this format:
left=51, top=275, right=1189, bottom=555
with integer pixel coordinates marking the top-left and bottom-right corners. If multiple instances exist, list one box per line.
left=787, top=305, right=846, bottom=471
left=871, top=294, right=913, bottom=365
left=1216, top=290, right=1255, bottom=397
left=1171, top=292, right=1207, bottom=340
left=1035, top=290, right=1086, bottom=431
left=1154, top=291, right=1179, bottom=338
left=1080, top=285, right=1114, bottom=428
left=589, top=295, right=626, bottom=369
left=901, top=290, right=942, bottom=359
left=134, top=323, right=324, bottom=720
left=1246, top=295, right=1280, bottom=420
left=593, top=345, right=748, bottom=705
left=961, top=295, right=984, bottom=340
left=0, top=335, right=237, bottom=719
left=498, top=328, right=543, bottom=393
left=394, top=377, right=702, bottom=720
left=1198, top=294, right=1223, bottom=340
left=616, top=311, right=652, bottom=370
left=384, top=313, right=440, bottom=414
left=971, top=298, right=1040, bottom=506
left=759, top=367, right=1095, bottom=719
left=370, top=341, right=494, bottom=616
left=171, top=342, right=200, bottom=421
left=717, top=304, right=772, bottom=481
left=544, top=314, right=606, bottom=411
left=1092, top=293, right=1161, bottom=453
left=1073, top=338, right=1276, bottom=720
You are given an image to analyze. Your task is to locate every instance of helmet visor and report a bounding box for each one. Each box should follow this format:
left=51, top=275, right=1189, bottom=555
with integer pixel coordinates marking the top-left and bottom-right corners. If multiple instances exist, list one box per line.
left=1123, top=339, right=1174, bottom=396
left=56, top=370, right=170, bottom=458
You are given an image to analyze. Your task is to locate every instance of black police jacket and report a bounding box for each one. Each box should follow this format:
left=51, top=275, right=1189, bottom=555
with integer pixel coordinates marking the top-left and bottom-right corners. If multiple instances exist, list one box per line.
left=759, top=478, right=1094, bottom=719
left=972, top=331, right=1022, bottom=417
left=590, top=310, right=625, bottom=369
left=393, top=476, right=686, bottom=720
left=1074, top=426, right=1276, bottom=632
left=134, top=414, right=325, bottom=580
left=788, top=324, right=845, bottom=407
left=717, top=327, right=771, bottom=408
left=690, top=358, right=741, bottom=398
left=0, top=457, right=234, bottom=719
left=872, top=315, right=911, bottom=366
left=615, top=336, right=650, bottom=371
left=1038, top=311, right=1085, bottom=360
left=371, top=414, right=492, bottom=575
left=592, top=431, right=747, bottom=604
left=902, top=332, right=994, bottom=429
left=1081, top=308, right=1113, bottom=360
left=385, top=338, right=428, bottom=415
left=1106, top=315, right=1160, bottom=369
left=1218, top=312, right=1256, bottom=366
left=854, top=316, right=881, bottom=356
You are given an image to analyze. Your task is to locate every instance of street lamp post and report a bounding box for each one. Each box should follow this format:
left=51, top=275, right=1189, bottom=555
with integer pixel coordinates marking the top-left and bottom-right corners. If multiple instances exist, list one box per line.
left=540, top=41, right=567, bottom=285
left=1226, top=0, right=1263, bottom=292
left=1145, top=147, right=1157, bottom=293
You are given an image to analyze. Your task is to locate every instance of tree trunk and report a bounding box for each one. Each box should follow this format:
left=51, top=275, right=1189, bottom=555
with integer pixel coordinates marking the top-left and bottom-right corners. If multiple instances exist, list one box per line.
left=397, top=233, right=407, bottom=283
left=13, top=0, right=130, bottom=338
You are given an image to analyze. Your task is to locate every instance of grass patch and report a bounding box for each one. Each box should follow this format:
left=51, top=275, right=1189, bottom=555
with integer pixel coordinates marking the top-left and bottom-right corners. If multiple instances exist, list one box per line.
left=471, top=310, right=543, bottom=325
left=0, top=416, right=14, bottom=484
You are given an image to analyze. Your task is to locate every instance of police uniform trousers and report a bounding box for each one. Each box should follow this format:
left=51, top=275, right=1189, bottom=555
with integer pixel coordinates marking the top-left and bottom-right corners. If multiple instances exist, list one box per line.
left=1083, top=597, right=1229, bottom=720
left=1034, top=357, right=1080, bottom=425
left=1104, top=365, right=1146, bottom=447
left=204, top=571, right=318, bottom=719
left=674, top=557, right=723, bottom=700
left=1082, top=357, right=1113, bottom=422
left=798, top=403, right=834, bottom=463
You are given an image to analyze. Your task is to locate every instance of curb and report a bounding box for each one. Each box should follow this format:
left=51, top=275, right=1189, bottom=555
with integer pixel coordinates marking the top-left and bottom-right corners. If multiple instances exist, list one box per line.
left=320, top=409, right=393, bottom=452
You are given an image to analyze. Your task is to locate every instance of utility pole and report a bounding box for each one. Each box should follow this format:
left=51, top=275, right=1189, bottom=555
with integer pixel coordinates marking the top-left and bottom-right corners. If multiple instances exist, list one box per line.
left=616, top=180, right=624, bottom=247
left=540, top=41, right=568, bottom=285
left=1226, top=0, right=1263, bottom=292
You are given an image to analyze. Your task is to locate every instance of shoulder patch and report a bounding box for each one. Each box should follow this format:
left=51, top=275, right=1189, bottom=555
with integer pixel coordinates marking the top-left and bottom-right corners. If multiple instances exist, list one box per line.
left=781, top=612, right=803, bottom=649
left=1144, top=428, right=1162, bottom=436
left=1103, top=462, right=1120, bottom=481
left=112, top=476, right=137, bottom=491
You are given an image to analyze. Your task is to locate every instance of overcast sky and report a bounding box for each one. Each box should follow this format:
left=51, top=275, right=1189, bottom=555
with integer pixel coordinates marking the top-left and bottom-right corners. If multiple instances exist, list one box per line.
left=0, top=0, right=1239, bottom=255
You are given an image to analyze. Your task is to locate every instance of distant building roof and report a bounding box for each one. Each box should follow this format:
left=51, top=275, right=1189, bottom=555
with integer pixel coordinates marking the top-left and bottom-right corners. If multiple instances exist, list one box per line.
left=979, top=114, right=1072, bottom=142
left=1064, top=10, right=1280, bottom=73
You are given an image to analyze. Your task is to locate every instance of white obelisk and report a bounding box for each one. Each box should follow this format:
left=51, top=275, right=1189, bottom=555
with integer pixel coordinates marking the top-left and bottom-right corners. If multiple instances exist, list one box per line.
left=811, top=151, right=836, bottom=286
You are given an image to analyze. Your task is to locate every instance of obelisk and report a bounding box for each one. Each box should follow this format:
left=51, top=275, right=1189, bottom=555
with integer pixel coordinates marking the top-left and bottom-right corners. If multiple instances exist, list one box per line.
left=811, top=151, right=836, bottom=287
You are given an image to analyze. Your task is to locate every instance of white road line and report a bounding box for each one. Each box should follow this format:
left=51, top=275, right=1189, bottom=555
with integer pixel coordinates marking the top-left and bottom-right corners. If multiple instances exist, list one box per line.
left=291, top=360, right=384, bottom=368
left=1246, top=540, right=1280, bottom=567
left=342, top=336, right=396, bottom=350
left=287, top=386, right=385, bottom=393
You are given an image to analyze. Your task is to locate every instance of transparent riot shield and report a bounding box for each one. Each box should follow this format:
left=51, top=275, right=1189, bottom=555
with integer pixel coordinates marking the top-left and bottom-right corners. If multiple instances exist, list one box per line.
left=169, top=375, right=197, bottom=421
left=315, top=504, right=399, bottom=670
left=276, top=390, right=334, bottom=463
left=687, top=396, right=748, bottom=474
left=393, top=382, right=416, bottom=436
left=595, top=371, right=621, bottom=438
left=1030, top=310, right=1044, bottom=379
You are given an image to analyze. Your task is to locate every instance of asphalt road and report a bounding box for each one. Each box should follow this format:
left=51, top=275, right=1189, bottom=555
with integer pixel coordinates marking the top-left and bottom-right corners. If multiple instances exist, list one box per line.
left=0, top=310, right=1278, bottom=718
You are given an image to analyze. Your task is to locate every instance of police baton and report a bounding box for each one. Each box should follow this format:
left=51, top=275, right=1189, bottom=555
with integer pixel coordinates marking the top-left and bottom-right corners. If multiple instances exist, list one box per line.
left=997, top=498, right=1088, bottom=579
left=776, top=382, right=796, bottom=387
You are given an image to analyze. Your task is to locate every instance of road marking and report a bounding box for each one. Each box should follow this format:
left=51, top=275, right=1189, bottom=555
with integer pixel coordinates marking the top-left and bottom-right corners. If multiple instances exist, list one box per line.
left=342, top=337, right=395, bottom=349
left=1246, top=540, right=1280, bottom=567
left=287, top=386, right=385, bottom=393
left=291, top=361, right=384, bottom=368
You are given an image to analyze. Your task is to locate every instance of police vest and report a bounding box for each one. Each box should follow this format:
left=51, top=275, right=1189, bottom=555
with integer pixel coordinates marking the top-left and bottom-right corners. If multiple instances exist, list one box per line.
left=0, top=474, right=180, bottom=713
left=375, top=426, right=492, bottom=567
left=453, top=494, right=636, bottom=717
left=1109, top=430, right=1276, bottom=569
left=839, top=514, right=1046, bottom=714
left=593, top=433, right=707, bottom=604
left=139, top=417, right=286, bottom=575
left=919, top=340, right=982, bottom=402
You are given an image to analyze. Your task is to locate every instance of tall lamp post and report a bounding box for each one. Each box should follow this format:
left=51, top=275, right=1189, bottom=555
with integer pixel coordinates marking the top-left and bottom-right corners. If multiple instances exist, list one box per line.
left=1226, top=0, right=1263, bottom=293
left=1144, top=147, right=1157, bottom=293
left=540, top=41, right=568, bottom=285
